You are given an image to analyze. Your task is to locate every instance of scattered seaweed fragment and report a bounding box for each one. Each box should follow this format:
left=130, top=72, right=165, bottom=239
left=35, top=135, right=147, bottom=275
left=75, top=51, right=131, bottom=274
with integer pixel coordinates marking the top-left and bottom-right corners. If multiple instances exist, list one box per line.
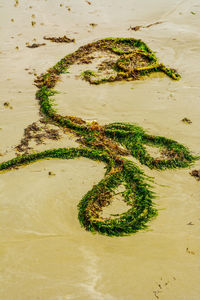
left=190, top=169, right=200, bottom=181
left=3, top=102, right=13, bottom=109
left=89, top=23, right=97, bottom=27
left=182, top=117, right=192, bottom=124
left=15, top=122, right=61, bottom=154
left=27, top=43, right=46, bottom=48
left=43, top=35, right=75, bottom=43
left=0, top=37, right=197, bottom=237
left=14, top=0, right=19, bottom=7
left=129, top=21, right=163, bottom=31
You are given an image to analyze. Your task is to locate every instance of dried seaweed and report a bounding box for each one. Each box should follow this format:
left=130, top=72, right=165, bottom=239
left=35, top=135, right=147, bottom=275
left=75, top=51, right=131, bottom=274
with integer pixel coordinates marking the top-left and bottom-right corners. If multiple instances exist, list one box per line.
left=43, top=35, right=75, bottom=43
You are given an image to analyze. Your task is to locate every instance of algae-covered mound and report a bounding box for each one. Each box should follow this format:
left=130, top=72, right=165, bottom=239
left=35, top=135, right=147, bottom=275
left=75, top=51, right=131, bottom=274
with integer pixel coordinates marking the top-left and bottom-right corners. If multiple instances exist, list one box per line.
left=0, top=38, right=197, bottom=237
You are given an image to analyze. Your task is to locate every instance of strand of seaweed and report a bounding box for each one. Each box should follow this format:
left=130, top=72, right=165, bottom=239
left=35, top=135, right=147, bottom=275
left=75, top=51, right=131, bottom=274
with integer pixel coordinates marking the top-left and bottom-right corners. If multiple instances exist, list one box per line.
left=0, top=38, right=198, bottom=236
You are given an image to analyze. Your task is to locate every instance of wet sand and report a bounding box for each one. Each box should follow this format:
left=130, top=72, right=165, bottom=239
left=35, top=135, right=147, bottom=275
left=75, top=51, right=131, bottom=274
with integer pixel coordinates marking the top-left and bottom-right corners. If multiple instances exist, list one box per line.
left=0, top=0, right=200, bottom=299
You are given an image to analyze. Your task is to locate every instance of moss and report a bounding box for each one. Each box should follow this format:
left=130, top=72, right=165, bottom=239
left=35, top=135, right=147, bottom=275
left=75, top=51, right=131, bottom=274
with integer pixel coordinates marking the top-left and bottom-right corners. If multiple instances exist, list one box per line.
left=0, top=37, right=197, bottom=237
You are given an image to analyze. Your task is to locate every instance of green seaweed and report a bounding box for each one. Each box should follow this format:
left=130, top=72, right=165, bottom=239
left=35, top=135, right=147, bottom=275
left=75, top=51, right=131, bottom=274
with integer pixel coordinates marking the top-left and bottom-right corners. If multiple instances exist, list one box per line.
left=0, top=37, right=197, bottom=237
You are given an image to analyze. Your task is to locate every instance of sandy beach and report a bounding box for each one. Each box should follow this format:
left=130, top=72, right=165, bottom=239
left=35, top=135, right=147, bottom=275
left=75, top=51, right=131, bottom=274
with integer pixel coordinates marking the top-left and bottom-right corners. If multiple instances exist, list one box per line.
left=0, top=0, right=200, bottom=299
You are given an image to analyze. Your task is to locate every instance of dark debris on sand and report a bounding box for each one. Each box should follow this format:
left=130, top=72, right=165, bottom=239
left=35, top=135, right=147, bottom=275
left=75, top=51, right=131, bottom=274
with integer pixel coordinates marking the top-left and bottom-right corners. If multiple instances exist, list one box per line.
left=27, top=43, right=46, bottom=48
left=190, top=169, right=200, bottom=181
left=15, top=122, right=61, bottom=154
left=128, top=21, right=163, bottom=31
left=43, top=35, right=75, bottom=43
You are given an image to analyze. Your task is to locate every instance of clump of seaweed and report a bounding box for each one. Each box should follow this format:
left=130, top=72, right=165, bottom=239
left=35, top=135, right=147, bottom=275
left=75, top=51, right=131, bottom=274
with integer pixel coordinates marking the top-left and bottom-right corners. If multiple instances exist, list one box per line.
left=0, top=37, right=197, bottom=237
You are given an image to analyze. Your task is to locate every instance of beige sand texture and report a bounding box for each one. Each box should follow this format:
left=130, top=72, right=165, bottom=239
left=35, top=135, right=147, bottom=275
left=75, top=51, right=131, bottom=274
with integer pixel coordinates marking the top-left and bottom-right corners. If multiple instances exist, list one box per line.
left=0, top=0, right=200, bottom=299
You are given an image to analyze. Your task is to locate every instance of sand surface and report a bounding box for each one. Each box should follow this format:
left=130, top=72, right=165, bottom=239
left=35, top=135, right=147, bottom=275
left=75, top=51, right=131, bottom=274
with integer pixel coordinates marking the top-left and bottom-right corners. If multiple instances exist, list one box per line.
left=0, top=0, right=200, bottom=299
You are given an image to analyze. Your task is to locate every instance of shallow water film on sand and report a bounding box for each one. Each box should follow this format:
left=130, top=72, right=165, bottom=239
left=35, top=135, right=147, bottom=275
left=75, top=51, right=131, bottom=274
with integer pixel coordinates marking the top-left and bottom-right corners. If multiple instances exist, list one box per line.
left=0, top=0, right=200, bottom=299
